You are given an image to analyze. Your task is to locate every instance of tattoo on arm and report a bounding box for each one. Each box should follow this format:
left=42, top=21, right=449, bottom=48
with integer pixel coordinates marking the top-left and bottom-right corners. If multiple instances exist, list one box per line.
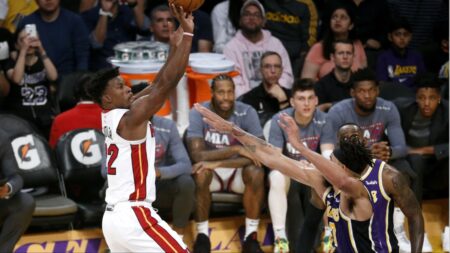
left=387, top=169, right=424, bottom=253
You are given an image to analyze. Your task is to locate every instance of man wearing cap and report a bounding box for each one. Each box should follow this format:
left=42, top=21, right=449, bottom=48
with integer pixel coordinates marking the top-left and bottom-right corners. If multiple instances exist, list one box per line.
left=223, top=0, right=293, bottom=97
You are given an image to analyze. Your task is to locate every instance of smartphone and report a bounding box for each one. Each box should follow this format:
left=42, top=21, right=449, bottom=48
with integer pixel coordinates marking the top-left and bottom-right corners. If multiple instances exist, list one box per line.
left=25, top=24, right=37, bottom=38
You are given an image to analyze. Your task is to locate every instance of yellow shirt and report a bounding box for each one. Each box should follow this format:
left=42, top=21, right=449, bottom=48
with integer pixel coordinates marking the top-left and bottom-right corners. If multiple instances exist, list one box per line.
left=0, top=0, right=38, bottom=33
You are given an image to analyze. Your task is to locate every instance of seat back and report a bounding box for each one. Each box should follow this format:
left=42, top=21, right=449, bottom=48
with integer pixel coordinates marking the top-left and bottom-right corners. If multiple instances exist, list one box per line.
left=0, top=113, right=39, bottom=137
left=10, top=133, right=59, bottom=188
left=55, top=128, right=105, bottom=183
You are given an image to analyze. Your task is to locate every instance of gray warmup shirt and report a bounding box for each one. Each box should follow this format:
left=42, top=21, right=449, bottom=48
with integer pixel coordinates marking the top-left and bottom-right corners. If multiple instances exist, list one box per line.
left=269, top=107, right=327, bottom=160
left=152, top=116, right=191, bottom=180
left=187, top=101, right=263, bottom=150
left=321, top=98, right=407, bottom=159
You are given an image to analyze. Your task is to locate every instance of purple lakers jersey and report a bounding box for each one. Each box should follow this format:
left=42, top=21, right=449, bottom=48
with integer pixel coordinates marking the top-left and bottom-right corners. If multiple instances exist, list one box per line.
left=361, top=159, right=399, bottom=253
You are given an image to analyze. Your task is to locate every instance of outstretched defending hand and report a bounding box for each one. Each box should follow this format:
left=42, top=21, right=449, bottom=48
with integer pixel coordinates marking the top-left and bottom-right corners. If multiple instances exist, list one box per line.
left=194, top=103, right=234, bottom=133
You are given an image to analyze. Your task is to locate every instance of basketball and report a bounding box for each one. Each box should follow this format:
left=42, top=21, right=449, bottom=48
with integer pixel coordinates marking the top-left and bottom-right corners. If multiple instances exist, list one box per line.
left=170, top=0, right=205, bottom=12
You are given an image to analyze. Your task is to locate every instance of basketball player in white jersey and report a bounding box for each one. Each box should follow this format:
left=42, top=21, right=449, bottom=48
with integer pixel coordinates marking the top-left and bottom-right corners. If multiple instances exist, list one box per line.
left=84, top=4, right=193, bottom=252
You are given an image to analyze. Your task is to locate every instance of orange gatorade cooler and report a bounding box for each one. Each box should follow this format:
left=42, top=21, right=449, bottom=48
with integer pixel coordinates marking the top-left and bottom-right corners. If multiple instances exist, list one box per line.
left=187, top=53, right=238, bottom=107
left=110, top=41, right=172, bottom=117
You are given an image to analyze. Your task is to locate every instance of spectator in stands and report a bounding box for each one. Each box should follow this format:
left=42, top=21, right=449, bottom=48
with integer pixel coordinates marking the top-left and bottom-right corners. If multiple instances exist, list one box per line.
left=48, top=73, right=102, bottom=148
left=211, top=0, right=244, bottom=53
left=61, top=0, right=126, bottom=13
left=191, top=10, right=213, bottom=53
left=320, top=68, right=420, bottom=252
left=152, top=115, right=195, bottom=243
left=82, top=0, right=146, bottom=71
left=261, top=0, right=319, bottom=77
left=223, top=0, right=293, bottom=97
left=144, top=5, right=212, bottom=53
left=0, top=128, right=35, bottom=252
left=0, top=0, right=38, bottom=33
left=395, top=73, right=448, bottom=203
left=301, top=3, right=367, bottom=80
left=239, top=51, right=291, bottom=127
left=395, top=73, right=447, bottom=252
left=421, top=20, right=449, bottom=76
left=145, top=5, right=175, bottom=44
left=340, top=0, right=391, bottom=68
left=315, top=39, right=353, bottom=112
left=18, top=0, right=89, bottom=75
left=388, top=0, right=448, bottom=49
left=186, top=74, right=265, bottom=253
left=267, top=79, right=326, bottom=253
left=4, top=27, right=58, bottom=138
left=376, top=18, right=426, bottom=90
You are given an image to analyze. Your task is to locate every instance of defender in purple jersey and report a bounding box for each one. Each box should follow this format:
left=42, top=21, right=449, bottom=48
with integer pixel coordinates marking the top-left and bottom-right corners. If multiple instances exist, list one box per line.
left=194, top=103, right=424, bottom=253
left=195, top=102, right=376, bottom=253
left=337, top=123, right=425, bottom=253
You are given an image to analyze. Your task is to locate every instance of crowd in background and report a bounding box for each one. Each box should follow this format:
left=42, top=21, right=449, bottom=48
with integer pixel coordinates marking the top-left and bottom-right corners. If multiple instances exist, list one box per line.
left=0, top=0, right=448, bottom=252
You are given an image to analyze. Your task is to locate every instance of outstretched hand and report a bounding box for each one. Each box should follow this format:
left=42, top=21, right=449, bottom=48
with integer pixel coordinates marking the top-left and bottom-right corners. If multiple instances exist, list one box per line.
left=169, top=3, right=194, bottom=33
left=194, top=103, right=234, bottom=133
left=278, top=113, right=301, bottom=146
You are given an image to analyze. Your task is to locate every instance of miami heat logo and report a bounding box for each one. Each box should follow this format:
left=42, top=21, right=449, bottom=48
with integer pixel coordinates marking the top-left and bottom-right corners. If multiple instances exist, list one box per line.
left=71, top=130, right=103, bottom=165
left=11, top=134, right=41, bottom=170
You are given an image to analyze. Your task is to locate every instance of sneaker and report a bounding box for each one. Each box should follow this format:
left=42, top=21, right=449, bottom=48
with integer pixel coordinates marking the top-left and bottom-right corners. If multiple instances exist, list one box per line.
left=193, top=233, right=211, bottom=253
left=422, top=233, right=432, bottom=252
left=273, top=237, right=289, bottom=253
left=443, top=226, right=450, bottom=252
left=395, top=226, right=411, bottom=253
left=242, top=232, right=263, bottom=253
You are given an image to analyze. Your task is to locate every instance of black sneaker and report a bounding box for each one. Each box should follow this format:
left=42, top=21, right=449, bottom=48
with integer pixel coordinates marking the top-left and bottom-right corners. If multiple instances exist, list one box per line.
left=242, top=232, right=263, bottom=253
left=193, top=233, right=211, bottom=253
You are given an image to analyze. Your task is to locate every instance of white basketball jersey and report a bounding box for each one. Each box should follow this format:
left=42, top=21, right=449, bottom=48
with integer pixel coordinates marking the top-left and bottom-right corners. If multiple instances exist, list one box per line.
left=102, top=109, right=156, bottom=205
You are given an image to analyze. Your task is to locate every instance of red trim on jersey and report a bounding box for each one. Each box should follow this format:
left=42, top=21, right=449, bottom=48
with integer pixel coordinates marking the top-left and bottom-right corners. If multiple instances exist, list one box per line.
left=129, top=143, right=149, bottom=201
left=131, top=206, right=188, bottom=253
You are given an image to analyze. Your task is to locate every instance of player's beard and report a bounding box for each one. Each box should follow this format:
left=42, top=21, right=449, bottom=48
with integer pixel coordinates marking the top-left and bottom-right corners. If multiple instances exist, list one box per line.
left=241, top=26, right=261, bottom=37
left=211, top=99, right=234, bottom=119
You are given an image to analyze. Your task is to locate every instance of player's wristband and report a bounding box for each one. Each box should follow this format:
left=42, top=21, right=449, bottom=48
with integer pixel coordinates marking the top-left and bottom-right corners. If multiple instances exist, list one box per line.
left=183, top=32, right=194, bottom=37
left=279, top=99, right=288, bottom=105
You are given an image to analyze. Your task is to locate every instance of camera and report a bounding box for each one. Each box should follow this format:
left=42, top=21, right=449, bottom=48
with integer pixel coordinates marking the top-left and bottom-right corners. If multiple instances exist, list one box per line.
left=25, top=24, right=37, bottom=38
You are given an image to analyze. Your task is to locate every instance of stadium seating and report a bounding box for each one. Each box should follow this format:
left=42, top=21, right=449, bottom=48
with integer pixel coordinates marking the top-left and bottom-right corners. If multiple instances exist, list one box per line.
left=55, top=128, right=106, bottom=227
left=0, top=114, right=77, bottom=228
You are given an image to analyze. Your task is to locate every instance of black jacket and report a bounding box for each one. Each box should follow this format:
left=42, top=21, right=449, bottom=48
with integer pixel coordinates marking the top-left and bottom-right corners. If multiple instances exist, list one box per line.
left=395, top=98, right=449, bottom=160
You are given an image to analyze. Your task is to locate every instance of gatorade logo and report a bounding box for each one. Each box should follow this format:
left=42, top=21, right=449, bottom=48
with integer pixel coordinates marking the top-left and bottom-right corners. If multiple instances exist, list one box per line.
left=71, top=130, right=102, bottom=165
left=11, top=134, right=41, bottom=170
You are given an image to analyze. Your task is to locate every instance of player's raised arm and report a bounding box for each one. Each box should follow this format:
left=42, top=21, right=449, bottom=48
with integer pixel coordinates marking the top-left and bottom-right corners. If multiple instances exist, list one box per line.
left=124, top=4, right=194, bottom=129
